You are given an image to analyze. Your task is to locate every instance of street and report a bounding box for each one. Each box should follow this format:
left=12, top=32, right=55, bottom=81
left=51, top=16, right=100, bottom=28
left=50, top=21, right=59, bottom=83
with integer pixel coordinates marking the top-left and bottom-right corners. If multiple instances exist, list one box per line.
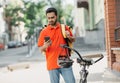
left=0, top=46, right=27, bottom=67
left=0, top=53, right=112, bottom=83
left=0, top=36, right=106, bottom=68
left=0, top=46, right=45, bottom=67
left=0, top=42, right=120, bottom=83
left=0, top=41, right=105, bottom=68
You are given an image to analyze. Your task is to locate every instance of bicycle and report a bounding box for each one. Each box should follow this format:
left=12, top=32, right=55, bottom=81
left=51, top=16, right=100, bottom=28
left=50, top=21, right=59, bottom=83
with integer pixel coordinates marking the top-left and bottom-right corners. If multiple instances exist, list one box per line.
left=60, top=44, right=104, bottom=83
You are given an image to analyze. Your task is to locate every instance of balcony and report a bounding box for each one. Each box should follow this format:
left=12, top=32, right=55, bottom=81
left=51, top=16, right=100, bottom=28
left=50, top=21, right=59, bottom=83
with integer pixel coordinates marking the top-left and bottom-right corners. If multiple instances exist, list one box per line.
left=77, top=0, right=88, bottom=9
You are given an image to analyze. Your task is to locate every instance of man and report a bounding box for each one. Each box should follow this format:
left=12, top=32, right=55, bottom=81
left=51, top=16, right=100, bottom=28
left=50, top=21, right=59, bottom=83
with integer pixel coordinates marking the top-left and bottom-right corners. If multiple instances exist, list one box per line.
left=38, top=7, right=75, bottom=83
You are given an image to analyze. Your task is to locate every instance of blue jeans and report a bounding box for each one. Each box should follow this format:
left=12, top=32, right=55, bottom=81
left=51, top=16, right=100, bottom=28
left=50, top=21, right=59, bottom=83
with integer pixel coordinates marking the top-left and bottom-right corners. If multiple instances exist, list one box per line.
left=48, top=67, right=75, bottom=83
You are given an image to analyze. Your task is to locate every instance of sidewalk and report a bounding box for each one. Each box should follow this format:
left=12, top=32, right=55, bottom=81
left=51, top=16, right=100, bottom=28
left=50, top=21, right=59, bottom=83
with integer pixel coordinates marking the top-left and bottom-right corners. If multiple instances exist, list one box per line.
left=0, top=54, right=120, bottom=83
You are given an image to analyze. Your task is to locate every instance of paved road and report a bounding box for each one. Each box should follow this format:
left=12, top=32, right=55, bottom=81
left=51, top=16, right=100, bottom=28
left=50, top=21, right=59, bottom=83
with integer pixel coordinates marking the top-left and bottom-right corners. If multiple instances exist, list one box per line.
left=0, top=44, right=120, bottom=83
left=0, top=36, right=105, bottom=68
left=1, top=54, right=120, bottom=83
left=0, top=46, right=28, bottom=67
left=0, top=41, right=105, bottom=68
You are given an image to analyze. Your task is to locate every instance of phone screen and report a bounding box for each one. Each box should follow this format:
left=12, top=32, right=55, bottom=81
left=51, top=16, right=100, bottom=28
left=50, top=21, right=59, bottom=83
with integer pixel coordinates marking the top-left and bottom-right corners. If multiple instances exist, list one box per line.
left=44, top=36, right=50, bottom=42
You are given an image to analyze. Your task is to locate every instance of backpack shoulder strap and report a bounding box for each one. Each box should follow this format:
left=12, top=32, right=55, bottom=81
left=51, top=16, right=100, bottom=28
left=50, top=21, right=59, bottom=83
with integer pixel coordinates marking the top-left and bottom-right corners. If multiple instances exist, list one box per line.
left=43, top=25, right=47, bottom=29
left=61, top=24, right=67, bottom=38
left=61, top=24, right=73, bottom=56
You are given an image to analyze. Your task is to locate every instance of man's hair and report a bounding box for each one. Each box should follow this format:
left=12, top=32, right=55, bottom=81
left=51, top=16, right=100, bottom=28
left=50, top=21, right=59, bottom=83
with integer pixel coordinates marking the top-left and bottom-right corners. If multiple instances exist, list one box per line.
left=46, top=7, right=57, bottom=16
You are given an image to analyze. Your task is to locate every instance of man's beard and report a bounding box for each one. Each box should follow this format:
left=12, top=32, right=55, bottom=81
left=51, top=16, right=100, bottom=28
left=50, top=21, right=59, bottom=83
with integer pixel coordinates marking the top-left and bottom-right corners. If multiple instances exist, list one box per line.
left=49, top=20, right=57, bottom=26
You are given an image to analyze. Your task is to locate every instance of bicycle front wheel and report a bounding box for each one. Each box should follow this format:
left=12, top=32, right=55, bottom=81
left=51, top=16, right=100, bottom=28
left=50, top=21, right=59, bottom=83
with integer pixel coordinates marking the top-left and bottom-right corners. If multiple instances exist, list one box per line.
left=79, top=70, right=88, bottom=83
left=80, top=79, right=87, bottom=83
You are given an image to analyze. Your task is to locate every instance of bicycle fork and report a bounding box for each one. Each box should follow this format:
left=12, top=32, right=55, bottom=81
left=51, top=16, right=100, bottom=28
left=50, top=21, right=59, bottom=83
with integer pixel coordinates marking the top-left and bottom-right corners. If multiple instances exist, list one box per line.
left=79, top=65, right=88, bottom=83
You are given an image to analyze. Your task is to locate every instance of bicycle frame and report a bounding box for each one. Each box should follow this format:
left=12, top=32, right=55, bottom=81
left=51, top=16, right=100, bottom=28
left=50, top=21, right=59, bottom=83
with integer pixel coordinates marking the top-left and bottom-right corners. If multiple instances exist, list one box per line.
left=61, top=44, right=104, bottom=83
left=79, top=64, right=88, bottom=83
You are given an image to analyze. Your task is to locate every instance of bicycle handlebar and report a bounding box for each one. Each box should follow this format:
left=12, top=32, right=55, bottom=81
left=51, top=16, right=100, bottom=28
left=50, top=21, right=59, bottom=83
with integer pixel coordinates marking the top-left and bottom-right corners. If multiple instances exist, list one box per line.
left=83, top=53, right=104, bottom=63
left=61, top=44, right=104, bottom=65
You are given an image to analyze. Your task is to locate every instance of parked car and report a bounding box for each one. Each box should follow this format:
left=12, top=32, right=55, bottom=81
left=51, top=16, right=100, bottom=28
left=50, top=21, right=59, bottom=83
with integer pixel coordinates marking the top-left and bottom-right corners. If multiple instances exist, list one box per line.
left=7, top=41, right=17, bottom=48
left=16, top=41, right=23, bottom=47
left=22, top=41, right=28, bottom=46
left=7, top=41, right=23, bottom=48
left=0, top=43, right=4, bottom=50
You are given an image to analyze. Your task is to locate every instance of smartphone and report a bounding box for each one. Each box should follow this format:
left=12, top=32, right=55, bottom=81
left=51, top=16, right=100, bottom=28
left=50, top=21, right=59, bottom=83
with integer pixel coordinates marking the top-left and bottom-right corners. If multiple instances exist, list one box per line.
left=44, top=36, right=50, bottom=42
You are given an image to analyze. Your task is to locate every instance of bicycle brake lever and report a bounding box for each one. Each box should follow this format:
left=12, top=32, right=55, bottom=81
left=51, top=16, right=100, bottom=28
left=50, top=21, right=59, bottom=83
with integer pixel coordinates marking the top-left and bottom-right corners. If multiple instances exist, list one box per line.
left=91, top=60, right=95, bottom=64
left=76, top=58, right=81, bottom=63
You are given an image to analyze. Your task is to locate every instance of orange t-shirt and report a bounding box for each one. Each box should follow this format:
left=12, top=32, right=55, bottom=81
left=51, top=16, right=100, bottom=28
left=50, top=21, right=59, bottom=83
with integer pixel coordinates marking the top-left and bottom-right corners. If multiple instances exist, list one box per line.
left=38, top=22, right=73, bottom=70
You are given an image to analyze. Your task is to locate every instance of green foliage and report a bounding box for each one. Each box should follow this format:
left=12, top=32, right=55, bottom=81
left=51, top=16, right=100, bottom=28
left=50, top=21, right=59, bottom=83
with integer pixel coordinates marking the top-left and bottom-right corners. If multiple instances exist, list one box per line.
left=23, top=0, right=47, bottom=36
left=4, top=0, right=74, bottom=37
left=4, top=3, right=25, bottom=40
left=4, top=4, right=24, bottom=26
left=4, top=0, right=47, bottom=37
left=64, top=4, right=74, bottom=28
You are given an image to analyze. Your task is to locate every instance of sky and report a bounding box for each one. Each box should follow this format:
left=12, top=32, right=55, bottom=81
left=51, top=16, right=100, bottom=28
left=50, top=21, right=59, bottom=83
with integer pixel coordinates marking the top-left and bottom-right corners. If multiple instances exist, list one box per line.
left=64, top=0, right=74, bottom=5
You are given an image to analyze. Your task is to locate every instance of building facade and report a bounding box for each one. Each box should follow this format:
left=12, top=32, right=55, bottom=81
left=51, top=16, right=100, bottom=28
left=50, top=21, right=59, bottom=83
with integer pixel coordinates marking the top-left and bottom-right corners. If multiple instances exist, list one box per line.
left=74, top=0, right=105, bottom=50
left=104, top=0, right=120, bottom=72
left=0, top=1, right=8, bottom=47
left=75, top=0, right=120, bottom=73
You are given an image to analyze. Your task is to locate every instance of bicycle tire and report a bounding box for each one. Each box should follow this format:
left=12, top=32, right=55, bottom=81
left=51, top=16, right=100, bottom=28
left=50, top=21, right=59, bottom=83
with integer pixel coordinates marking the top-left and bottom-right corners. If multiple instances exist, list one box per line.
left=80, top=79, right=87, bottom=83
left=79, top=71, right=87, bottom=83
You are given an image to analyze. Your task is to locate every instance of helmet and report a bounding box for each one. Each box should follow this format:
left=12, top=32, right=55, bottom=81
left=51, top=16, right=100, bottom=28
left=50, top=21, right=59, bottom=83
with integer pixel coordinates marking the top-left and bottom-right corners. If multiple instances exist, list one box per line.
left=58, top=58, right=74, bottom=68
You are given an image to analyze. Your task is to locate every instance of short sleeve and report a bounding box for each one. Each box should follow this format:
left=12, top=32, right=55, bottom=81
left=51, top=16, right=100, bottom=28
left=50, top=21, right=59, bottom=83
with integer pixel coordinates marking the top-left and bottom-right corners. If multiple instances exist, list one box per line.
left=37, top=30, right=45, bottom=47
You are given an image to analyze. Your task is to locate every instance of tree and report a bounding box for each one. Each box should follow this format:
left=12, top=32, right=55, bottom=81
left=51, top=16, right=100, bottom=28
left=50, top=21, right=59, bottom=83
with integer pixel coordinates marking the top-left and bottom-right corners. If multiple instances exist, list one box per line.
left=23, top=0, right=47, bottom=37
left=4, top=3, right=24, bottom=41
left=4, top=0, right=47, bottom=40
left=64, top=4, right=74, bottom=28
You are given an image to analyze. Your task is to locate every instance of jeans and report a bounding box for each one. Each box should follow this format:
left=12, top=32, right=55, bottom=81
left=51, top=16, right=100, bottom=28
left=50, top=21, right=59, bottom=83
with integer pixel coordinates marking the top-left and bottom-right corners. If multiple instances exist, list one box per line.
left=48, top=67, right=75, bottom=83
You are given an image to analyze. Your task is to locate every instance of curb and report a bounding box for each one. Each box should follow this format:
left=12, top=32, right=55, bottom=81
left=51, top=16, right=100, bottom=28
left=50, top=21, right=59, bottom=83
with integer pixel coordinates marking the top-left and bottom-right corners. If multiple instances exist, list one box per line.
left=7, top=62, right=30, bottom=71
left=103, top=68, right=120, bottom=83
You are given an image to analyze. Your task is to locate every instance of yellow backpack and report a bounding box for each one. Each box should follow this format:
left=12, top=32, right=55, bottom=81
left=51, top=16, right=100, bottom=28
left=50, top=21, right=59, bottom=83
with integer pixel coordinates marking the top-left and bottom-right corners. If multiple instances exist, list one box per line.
left=61, top=24, right=73, bottom=54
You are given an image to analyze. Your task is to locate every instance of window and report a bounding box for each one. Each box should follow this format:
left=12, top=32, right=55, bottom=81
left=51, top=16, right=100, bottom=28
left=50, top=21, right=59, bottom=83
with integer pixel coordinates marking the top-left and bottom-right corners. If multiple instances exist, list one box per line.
left=115, top=0, right=120, bottom=41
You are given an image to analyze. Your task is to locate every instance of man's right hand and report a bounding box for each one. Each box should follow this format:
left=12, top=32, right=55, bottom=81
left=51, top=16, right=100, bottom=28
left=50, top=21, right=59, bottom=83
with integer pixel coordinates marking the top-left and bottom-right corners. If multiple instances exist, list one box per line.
left=43, top=39, right=52, bottom=48
left=39, top=40, right=52, bottom=52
